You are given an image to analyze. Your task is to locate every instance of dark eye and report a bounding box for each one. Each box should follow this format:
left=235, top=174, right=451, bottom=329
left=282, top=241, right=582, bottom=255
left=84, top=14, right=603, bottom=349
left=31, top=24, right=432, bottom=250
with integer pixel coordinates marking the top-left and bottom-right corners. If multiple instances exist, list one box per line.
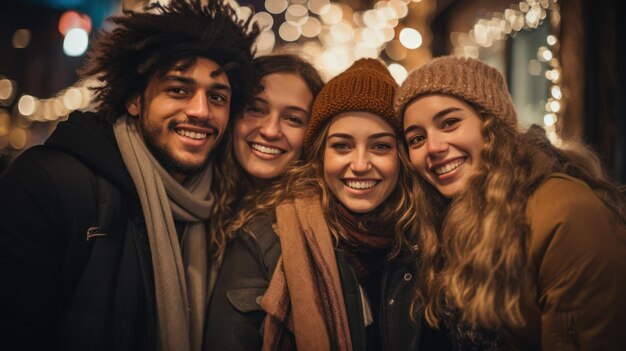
left=372, top=142, right=392, bottom=151
left=330, top=142, right=351, bottom=151
left=245, top=104, right=265, bottom=115
left=209, top=93, right=228, bottom=104
left=168, top=87, right=187, bottom=97
left=284, top=115, right=305, bottom=126
left=408, top=134, right=425, bottom=146
left=442, top=118, right=460, bottom=128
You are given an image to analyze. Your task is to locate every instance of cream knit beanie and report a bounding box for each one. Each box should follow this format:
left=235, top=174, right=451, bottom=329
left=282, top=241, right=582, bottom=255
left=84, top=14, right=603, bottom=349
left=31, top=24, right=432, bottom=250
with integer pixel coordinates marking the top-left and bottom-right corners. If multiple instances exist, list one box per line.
left=394, top=56, right=517, bottom=128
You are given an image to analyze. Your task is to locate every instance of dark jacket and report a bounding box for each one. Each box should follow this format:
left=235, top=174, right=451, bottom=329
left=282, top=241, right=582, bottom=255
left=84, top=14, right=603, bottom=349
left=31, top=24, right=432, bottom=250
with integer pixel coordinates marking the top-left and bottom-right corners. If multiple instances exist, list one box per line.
left=205, top=214, right=450, bottom=351
left=0, top=112, right=156, bottom=351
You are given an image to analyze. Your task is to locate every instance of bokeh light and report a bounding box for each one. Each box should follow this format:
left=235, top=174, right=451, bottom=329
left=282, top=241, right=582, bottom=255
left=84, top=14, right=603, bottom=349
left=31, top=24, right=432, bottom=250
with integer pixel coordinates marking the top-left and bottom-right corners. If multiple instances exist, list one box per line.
left=388, top=63, right=408, bottom=84
left=58, top=11, right=92, bottom=36
left=399, top=28, right=422, bottom=49
left=265, top=0, right=288, bottom=15
left=9, top=128, right=27, bottom=150
left=18, top=95, right=38, bottom=116
left=252, top=11, right=274, bottom=32
left=12, top=29, right=31, bottom=49
left=278, top=21, right=302, bottom=42
left=63, top=28, right=89, bottom=57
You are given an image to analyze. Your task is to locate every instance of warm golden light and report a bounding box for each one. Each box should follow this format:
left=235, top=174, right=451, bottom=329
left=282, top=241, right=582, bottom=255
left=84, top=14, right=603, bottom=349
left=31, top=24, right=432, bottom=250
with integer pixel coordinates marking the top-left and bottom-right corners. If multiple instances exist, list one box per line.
left=278, top=21, right=302, bottom=42
left=12, top=29, right=31, bottom=49
left=399, top=28, right=422, bottom=49
left=9, top=128, right=27, bottom=150
left=252, top=12, right=274, bottom=32
left=0, top=79, right=15, bottom=101
left=388, top=63, right=408, bottom=84
left=18, top=95, right=38, bottom=116
left=265, top=0, right=288, bottom=15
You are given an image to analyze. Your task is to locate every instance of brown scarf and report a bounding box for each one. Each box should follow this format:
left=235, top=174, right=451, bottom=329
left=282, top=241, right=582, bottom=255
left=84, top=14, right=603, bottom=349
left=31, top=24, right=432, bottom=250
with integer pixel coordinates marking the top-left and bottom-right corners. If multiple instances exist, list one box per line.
left=261, top=196, right=353, bottom=351
left=334, top=203, right=394, bottom=283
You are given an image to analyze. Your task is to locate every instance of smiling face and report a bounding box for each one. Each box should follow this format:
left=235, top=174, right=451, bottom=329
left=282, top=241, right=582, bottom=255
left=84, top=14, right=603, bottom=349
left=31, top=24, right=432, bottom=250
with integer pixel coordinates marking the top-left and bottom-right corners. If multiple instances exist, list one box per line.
left=127, top=57, right=231, bottom=183
left=403, top=94, right=484, bottom=198
left=323, top=112, right=400, bottom=213
left=233, top=73, right=313, bottom=180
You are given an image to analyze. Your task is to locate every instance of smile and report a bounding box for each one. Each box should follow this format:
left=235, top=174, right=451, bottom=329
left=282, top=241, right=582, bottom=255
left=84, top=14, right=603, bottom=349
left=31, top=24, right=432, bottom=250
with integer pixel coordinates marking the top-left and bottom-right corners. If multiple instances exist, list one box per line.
left=250, top=143, right=284, bottom=155
left=344, top=179, right=379, bottom=189
left=432, top=158, right=466, bottom=175
left=175, top=128, right=209, bottom=140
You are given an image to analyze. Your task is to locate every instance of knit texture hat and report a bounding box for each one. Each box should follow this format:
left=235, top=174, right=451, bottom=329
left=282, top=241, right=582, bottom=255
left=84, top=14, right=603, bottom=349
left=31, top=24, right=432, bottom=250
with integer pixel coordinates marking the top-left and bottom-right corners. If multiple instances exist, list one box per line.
left=394, top=56, right=517, bottom=128
left=305, top=58, right=400, bottom=147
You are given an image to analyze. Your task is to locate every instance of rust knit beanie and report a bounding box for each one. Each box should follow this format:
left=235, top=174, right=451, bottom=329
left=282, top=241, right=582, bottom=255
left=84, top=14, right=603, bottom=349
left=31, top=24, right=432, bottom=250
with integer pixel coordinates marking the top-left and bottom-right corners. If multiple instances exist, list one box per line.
left=394, top=56, right=517, bottom=128
left=305, top=58, right=400, bottom=147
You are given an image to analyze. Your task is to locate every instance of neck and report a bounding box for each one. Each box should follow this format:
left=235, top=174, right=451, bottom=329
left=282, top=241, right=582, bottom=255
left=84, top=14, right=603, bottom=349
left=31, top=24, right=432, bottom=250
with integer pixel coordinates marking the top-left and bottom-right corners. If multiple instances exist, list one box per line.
left=248, top=174, right=274, bottom=188
left=172, top=172, right=187, bottom=184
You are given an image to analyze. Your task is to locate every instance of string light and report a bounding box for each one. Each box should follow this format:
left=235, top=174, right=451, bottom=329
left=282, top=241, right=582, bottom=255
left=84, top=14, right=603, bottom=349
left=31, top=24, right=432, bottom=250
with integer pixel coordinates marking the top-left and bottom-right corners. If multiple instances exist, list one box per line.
left=452, top=0, right=562, bottom=144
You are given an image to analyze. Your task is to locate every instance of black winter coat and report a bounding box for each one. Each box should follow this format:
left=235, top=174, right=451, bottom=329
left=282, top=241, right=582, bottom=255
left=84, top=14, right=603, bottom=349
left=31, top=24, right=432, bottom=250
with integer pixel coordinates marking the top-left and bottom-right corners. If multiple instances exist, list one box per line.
left=204, top=214, right=451, bottom=351
left=0, top=112, right=156, bottom=351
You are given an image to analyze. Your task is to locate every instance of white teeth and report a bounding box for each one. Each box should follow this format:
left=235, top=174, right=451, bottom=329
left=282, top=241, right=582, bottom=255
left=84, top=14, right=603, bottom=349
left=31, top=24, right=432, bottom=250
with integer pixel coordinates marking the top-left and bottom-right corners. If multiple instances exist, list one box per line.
left=251, top=143, right=283, bottom=155
left=433, top=158, right=465, bottom=175
left=345, top=180, right=378, bottom=189
left=176, top=129, right=208, bottom=140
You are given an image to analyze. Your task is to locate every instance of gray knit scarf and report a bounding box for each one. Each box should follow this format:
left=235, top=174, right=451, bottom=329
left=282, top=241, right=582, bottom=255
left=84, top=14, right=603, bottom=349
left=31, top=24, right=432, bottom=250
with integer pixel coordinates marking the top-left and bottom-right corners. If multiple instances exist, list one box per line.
left=114, top=115, right=215, bottom=351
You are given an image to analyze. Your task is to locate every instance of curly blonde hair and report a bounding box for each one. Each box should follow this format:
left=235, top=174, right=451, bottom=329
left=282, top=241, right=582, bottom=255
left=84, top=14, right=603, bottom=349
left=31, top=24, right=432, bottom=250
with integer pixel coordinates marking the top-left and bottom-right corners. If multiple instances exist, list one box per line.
left=233, top=116, right=419, bottom=258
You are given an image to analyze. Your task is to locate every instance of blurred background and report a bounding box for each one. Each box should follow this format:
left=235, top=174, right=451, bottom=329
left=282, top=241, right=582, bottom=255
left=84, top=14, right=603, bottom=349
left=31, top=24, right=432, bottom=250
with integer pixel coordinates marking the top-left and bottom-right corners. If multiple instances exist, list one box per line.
left=0, top=0, right=623, bottom=182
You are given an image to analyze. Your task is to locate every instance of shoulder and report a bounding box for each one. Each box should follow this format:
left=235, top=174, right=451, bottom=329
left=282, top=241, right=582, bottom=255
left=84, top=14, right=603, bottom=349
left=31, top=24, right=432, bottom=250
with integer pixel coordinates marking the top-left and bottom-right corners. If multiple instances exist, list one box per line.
left=1, top=146, right=91, bottom=191
left=525, top=173, right=626, bottom=275
left=526, top=173, right=620, bottom=237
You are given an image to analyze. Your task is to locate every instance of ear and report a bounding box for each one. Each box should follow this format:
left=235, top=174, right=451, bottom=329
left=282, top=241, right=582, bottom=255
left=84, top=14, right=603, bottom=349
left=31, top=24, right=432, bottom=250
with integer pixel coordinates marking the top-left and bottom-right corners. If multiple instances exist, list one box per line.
left=126, top=95, right=141, bottom=117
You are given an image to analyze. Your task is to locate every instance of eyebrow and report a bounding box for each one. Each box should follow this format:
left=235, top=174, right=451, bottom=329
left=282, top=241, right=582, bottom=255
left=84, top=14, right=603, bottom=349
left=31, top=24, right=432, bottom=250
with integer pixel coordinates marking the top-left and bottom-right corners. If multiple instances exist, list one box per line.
left=163, top=75, right=232, bottom=93
left=327, top=132, right=396, bottom=140
left=251, top=97, right=310, bottom=115
left=403, top=107, right=461, bottom=134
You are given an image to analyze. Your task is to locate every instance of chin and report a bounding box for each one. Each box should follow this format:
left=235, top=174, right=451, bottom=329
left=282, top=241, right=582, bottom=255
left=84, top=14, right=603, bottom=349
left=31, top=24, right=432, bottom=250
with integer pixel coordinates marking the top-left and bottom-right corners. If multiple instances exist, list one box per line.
left=246, top=167, right=281, bottom=180
left=343, top=202, right=378, bottom=214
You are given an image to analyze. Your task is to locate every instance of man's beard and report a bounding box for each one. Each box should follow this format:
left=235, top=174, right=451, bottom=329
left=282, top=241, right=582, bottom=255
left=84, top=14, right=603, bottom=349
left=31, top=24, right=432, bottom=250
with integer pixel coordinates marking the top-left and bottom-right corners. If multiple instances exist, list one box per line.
left=139, top=116, right=217, bottom=177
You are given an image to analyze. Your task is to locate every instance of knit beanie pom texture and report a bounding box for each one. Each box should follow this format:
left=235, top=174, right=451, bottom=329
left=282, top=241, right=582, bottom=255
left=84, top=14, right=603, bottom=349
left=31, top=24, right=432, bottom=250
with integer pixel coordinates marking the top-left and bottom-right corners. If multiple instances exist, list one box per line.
left=305, top=58, right=400, bottom=147
left=394, top=56, right=517, bottom=128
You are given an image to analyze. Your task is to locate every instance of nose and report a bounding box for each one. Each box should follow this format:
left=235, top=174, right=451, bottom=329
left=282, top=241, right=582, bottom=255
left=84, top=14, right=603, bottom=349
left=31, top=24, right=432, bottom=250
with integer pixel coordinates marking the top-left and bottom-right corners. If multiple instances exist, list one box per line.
left=185, top=92, right=211, bottom=120
left=259, top=114, right=282, bottom=140
left=426, top=133, right=448, bottom=157
left=350, top=148, right=371, bottom=173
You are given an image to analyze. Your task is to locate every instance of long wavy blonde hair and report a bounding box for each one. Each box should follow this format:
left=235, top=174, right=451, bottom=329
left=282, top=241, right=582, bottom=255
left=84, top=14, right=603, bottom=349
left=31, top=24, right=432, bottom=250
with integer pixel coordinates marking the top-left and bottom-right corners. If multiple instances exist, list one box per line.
left=410, top=112, right=626, bottom=331
left=231, top=116, right=420, bottom=256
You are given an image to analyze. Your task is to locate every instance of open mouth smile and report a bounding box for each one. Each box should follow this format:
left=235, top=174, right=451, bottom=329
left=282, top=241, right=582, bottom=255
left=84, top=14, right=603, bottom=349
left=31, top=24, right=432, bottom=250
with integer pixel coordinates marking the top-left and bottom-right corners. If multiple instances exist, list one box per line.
left=343, top=179, right=379, bottom=190
left=175, top=128, right=210, bottom=140
left=431, top=157, right=466, bottom=175
left=249, top=142, right=285, bottom=155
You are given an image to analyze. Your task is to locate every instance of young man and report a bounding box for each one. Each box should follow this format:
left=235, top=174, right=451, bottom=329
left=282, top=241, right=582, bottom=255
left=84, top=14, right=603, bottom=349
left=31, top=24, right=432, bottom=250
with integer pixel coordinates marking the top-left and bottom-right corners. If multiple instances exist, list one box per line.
left=0, top=1, right=259, bottom=350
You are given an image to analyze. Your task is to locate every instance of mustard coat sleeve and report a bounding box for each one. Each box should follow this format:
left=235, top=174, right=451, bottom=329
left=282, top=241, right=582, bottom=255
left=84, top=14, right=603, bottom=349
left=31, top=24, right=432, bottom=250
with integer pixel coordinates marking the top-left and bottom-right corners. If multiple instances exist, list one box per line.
left=525, top=175, right=626, bottom=350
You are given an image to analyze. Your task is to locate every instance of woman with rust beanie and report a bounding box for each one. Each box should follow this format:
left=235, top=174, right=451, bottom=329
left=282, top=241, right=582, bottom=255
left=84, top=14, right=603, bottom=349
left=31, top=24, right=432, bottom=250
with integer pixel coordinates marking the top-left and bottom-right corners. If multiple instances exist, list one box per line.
left=209, top=58, right=451, bottom=350
left=395, top=56, right=626, bottom=350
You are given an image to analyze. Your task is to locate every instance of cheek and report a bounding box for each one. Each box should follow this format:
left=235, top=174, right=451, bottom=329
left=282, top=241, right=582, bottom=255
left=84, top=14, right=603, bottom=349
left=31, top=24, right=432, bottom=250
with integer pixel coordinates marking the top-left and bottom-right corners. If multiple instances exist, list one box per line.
left=387, top=156, right=401, bottom=186
left=232, top=119, right=251, bottom=161
left=469, top=135, right=485, bottom=164
left=284, top=128, right=306, bottom=155
left=408, top=149, right=426, bottom=173
left=233, top=118, right=249, bottom=142
left=322, top=152, right=342, bottom=185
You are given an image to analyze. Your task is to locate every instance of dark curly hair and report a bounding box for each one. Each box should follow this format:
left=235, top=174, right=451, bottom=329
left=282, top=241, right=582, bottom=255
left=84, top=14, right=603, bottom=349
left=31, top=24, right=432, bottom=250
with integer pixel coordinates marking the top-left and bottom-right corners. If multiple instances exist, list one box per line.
left=79, top=0, right=260, bottom=123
